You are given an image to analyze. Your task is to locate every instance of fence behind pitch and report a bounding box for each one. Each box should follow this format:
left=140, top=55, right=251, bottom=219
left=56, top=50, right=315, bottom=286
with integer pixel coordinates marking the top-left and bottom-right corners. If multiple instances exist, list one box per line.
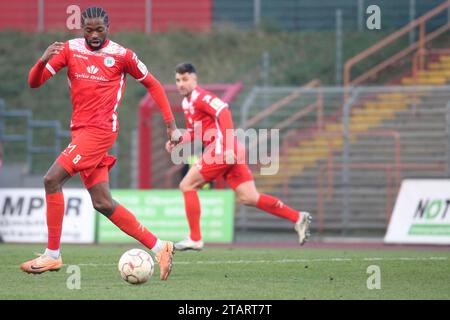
left=237, top=85, right=450, bottom=235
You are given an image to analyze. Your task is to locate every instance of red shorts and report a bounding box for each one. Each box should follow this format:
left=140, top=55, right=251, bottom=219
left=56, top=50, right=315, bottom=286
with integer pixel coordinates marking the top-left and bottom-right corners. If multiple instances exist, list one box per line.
left=196, top=142, right=254, bottom=190
left=56, top=127, right=117, bottom=189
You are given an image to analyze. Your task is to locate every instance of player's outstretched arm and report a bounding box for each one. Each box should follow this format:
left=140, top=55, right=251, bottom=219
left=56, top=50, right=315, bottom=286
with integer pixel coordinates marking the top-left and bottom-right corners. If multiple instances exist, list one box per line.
left=140, top=73, right=182, bottom=143
left=125, top=49, right=182, bottom=143
left=28, top=42, right=65, bottom=88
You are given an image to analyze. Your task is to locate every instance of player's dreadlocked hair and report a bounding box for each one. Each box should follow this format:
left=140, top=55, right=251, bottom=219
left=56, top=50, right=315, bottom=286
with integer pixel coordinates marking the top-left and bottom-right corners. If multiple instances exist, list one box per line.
left=81, top=7, right=109, bottom=27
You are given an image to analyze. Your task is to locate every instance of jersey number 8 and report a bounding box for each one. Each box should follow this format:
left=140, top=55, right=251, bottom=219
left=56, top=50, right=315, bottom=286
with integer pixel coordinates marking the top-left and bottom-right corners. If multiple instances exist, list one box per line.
left=73, top=154, right=82, bottom=164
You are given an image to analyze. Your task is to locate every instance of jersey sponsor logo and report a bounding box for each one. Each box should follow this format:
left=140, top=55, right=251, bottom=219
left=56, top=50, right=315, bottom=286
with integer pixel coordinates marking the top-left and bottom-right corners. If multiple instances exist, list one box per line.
left=73, top=54, right=88, bottom=60
left=86, top=65, right=99, bottom=75
left=104, top=56, right=115, bottom=67
left=75, top=73, right=108, bottom=82
left=210, top=98, right=227, bottom=111
left=75, top=65, right=109, bottom=82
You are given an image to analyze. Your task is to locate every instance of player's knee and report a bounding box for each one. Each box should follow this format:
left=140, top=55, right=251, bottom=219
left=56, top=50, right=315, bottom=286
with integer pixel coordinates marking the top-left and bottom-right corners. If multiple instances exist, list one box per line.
left=238, top=194, right=258, bottom=206
left=43, top=173, right=60, bottom=191
left=92, top=198, right=115, bottom=215
left=179, top=180, right=194, bottom=192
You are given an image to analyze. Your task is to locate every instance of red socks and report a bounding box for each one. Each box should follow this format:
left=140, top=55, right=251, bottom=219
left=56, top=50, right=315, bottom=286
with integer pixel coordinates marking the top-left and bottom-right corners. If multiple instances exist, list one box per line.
left=256, top=194, right=299, bottom=223
left=109, top=204, right=157, bottom=249
left=46, top=192, right=65, bottom=250
left=183, top=190, right=202, bottom=241
left=46, top=194, right=158, bottom=250
left=180, top=192, right=297, bottom=241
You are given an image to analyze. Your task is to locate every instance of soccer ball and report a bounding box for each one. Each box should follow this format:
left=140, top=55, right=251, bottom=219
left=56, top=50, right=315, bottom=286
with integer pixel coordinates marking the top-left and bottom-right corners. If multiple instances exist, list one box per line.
left=118, top=249, right=154, bottom=285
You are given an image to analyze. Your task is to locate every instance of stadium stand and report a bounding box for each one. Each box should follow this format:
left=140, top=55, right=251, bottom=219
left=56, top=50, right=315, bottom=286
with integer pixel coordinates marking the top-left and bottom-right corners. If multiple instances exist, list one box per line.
left=238, top=85, right=449, bottom=234
left=236, top=1, right=450, bottom=234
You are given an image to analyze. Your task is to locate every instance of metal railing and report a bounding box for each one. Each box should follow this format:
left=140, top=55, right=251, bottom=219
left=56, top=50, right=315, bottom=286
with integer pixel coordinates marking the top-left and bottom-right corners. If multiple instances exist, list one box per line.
left=317, top=162, right=446, bottom=233
left=243, top=80, right=323, bottom=166
left=214, top=0, right=447, bottom=31
left=0, top=99, right=69, bottom=174
left=243, top=79, right=321, bottom=129
left=0, top=100, right=121, bottom=187
left=344, top=0, right=450, bottom=90
left=237, top=85, right=450, bottom=233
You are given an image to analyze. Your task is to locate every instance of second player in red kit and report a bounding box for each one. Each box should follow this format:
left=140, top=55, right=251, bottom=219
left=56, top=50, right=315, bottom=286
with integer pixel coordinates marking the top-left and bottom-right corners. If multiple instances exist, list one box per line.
left=167, top=63, right=312, bottom=251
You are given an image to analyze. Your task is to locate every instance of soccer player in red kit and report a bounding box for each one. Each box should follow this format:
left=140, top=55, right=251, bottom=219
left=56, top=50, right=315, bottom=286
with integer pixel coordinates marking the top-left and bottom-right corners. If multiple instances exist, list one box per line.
left=167, top=63, right=312, bottom=251
left=20, top=7, right=181, bottom=280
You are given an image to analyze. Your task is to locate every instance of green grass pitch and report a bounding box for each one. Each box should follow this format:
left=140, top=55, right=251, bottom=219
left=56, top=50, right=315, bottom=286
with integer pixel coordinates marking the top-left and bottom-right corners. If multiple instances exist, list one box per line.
left=1, top=244, right=449, bottom=300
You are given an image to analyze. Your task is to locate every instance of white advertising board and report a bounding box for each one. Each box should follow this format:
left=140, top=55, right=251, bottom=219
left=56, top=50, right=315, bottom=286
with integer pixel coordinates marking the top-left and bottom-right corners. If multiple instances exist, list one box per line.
left=0, top=189, right=95, bottom=243
left=384, top=180, right=450, bottom=245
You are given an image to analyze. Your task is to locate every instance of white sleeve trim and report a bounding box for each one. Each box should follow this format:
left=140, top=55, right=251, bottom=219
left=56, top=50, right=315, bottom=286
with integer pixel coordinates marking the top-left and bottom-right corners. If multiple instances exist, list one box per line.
left=46, top=63, right=56, bottom=76
left=214, top=118, right=223, bottom=155
left=137, top=70, right=149, bottom=82
left=215, top=104, right=228, bottom=117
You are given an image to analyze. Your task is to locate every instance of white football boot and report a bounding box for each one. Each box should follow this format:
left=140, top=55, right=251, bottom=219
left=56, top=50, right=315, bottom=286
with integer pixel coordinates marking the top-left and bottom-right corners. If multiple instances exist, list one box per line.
left=174, top=237, right=204, bottom=251
left=295, top=212, right=312, bottom=245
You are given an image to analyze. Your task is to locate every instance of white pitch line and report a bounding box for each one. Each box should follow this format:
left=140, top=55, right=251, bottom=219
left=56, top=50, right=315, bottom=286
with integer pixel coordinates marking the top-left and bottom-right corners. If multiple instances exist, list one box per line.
left=5, top=257, right=448, bottom=269
left=68, top=256, right=449, bottom=267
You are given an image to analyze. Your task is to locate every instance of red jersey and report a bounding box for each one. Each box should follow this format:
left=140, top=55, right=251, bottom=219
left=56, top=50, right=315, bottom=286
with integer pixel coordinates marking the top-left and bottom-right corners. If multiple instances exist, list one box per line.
left=29, top=38, right=174, bottom=132
left=182, top=86, right=234, bottom=155
left=181, top=86, right=252, bottom=186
